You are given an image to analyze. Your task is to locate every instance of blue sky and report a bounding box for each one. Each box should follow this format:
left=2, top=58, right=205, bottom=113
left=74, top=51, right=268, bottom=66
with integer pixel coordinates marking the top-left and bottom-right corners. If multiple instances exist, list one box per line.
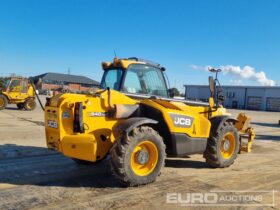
left=0, top=0, right=279, bottom=92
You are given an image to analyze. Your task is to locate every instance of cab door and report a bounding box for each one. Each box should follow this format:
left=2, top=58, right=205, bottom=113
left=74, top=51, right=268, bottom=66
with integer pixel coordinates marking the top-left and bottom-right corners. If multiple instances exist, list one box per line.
left=19, top=79, right=29, bottom=99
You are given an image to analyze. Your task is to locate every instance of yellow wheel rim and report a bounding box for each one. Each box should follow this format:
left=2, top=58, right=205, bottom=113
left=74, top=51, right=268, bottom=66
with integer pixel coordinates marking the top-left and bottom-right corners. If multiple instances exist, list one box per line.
left=26, top=101, right=33, bottom=109
left=220, top=132, right=236, bottom=159
left=130, top=141, right=158, bottom=176
left=0, top=98, right=4, bottom=107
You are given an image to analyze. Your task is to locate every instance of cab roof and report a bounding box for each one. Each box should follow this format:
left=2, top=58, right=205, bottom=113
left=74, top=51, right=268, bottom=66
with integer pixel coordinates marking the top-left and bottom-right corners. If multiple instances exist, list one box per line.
left=102, top=57, right=166, bottom=71
left=9, top=76, right=27, bottom=80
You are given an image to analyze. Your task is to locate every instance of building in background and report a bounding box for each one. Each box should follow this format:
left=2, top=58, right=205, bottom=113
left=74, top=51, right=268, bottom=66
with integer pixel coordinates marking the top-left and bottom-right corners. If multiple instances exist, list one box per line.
left=33, top=72, right=100, bottom=92
left=184, top=85, right=280, bottom=111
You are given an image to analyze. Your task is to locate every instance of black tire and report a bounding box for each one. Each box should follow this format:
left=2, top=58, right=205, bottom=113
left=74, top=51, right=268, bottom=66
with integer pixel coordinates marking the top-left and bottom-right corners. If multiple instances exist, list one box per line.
left=24, top=99, right=36, bottom=111
left=17, top=103, right=24, bottom=110
left=204, top=121, right=239, bottom=168
left=0, top=94, right=7, bottom=110
left=110, top=126, right=166, bottom=186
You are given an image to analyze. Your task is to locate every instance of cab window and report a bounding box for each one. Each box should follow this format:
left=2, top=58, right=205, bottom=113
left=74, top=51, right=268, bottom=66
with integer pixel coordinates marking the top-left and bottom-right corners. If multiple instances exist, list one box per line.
left=122, top=64, right=168, bottom=97
left=21, top=80, right=28, bottom=93
left=100, top=69, right=123, bottom=90
left=4, top=79, right=10, bottom=90
left=9, top=80, right=21, bottom=92
left=122, top=71, right=142, bottom=94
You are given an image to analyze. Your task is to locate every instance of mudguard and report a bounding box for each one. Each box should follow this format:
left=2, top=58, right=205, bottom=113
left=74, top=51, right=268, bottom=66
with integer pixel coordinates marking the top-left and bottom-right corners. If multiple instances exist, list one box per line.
left=116, top=117, right=158, bottom=134
left=210, top=115, right=238, bottom=134
left=0, top=93, right=9, bottom=100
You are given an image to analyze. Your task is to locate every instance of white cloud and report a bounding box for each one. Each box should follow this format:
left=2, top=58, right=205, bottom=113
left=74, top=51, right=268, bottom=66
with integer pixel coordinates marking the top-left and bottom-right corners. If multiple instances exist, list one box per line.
left=190, top=64, right=276, bottom=86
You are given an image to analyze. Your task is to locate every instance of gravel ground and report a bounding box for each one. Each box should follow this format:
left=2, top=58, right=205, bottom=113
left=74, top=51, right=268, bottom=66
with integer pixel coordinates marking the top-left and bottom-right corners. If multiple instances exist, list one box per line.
left=0, top=97, right=279, bottom=210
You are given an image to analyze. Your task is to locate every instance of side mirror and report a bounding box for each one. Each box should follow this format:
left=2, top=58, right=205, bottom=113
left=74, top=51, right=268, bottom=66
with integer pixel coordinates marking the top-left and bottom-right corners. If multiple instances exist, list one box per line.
left=168, top=89, right=175, bottom=98
left=209, top=76, right=215, bottom=96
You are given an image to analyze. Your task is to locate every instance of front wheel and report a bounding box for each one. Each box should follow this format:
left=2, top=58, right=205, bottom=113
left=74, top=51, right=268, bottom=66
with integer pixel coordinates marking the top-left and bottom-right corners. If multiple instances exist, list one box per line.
left=204, top=122, right=239, bottom=168
left=110, top=126, right=166, bottom=186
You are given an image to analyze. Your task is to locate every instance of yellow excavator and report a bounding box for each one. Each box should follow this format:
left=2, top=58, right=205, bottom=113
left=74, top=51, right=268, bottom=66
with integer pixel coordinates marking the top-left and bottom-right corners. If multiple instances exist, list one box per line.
left=45, top=57, right=255, bottom=186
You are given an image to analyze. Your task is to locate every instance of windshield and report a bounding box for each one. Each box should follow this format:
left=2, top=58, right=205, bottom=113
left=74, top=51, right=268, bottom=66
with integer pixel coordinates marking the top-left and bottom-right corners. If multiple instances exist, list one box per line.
left=100, top=64, right=168, bottom=98
left=4, top=79, right=10, bottom=90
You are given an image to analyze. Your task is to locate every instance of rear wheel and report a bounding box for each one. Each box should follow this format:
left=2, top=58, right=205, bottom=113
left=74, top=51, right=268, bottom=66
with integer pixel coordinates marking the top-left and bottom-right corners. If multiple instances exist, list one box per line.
left=0, top=95, right=7, bottom=110
left=24, top=99, right=36, bottom=111
left=204, top=122, right=239, bottom=168
left=17, top=103, right=24, bottom=110
left=110, top=126, right=166, bottom=186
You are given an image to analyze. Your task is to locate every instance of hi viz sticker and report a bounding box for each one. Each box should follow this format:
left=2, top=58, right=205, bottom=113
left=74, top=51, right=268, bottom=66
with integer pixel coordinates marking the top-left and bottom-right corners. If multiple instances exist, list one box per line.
left=62, top=110, right=70, bottom=119
left=169, top=113, right=194, bottom=128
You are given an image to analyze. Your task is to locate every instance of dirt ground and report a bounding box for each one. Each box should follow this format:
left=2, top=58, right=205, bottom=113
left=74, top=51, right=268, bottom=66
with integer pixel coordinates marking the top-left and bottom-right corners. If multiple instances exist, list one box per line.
left=0, top=97, right=279, bottom=210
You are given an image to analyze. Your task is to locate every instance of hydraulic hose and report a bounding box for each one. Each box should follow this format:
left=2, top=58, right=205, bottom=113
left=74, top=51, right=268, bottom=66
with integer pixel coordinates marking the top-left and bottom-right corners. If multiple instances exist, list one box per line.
left=29, top=79, right=45, bottom=111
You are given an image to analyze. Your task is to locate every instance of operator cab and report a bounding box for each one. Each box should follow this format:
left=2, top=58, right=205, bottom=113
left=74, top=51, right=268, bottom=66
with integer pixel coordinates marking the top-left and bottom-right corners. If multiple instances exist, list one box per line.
left=100, top=58, right=169, bottom=98
left=2, top=77, right=29, bottom=93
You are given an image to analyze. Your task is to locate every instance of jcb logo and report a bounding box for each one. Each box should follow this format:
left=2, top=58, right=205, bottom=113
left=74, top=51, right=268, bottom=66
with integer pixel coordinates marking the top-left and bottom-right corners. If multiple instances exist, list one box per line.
left=48, top=120, right=58, bottom=129
left=169, top=113, right=193, bottom=128
left=174, top=117, right=192, bottom=126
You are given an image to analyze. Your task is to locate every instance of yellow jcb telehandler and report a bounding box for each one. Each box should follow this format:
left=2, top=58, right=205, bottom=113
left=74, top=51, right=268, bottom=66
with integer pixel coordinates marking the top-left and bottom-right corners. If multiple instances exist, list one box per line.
left=45, top=57, right=254, bottom=186
left=0, top=77, right=36, bottom=110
